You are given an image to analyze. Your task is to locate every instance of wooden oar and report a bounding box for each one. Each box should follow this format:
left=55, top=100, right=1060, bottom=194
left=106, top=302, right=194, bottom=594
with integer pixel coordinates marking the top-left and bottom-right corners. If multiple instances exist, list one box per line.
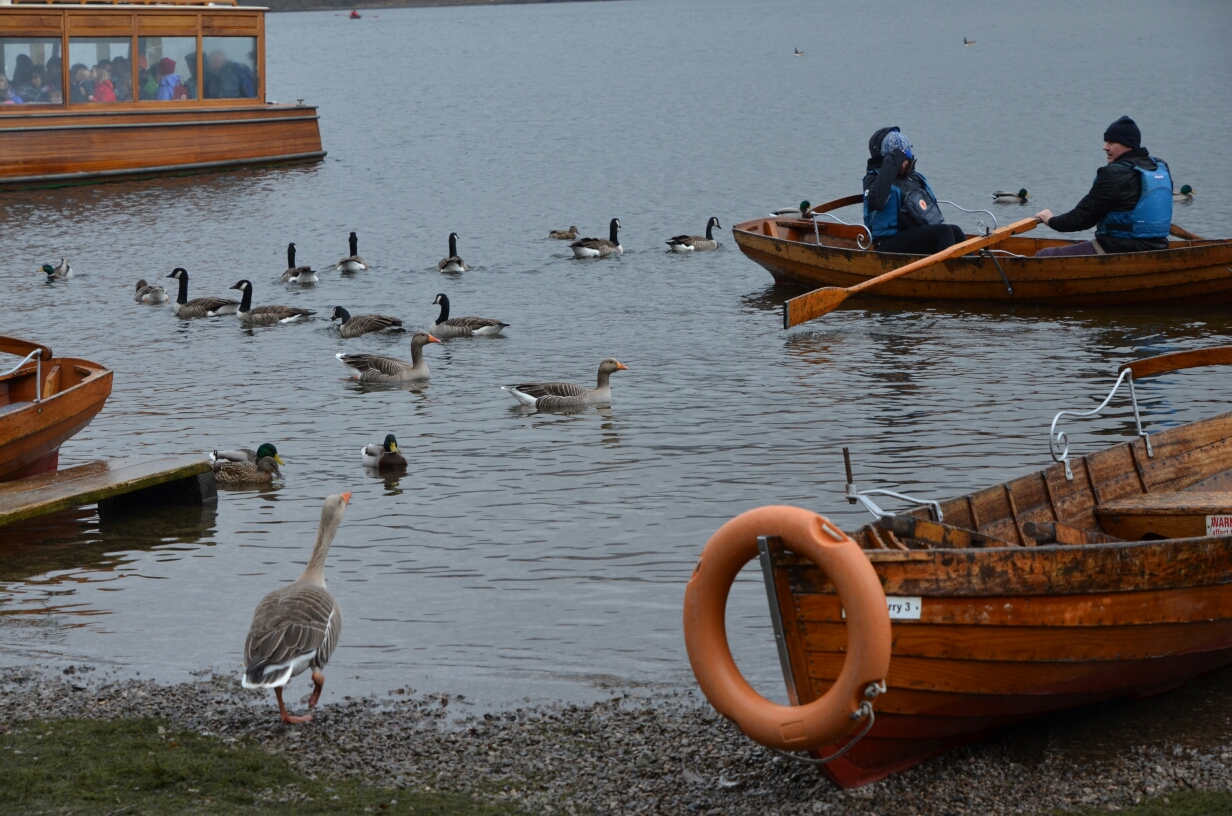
left=783, top=217, right=1040, bottom=328
left=1170, top=223, right=1204, bottom=241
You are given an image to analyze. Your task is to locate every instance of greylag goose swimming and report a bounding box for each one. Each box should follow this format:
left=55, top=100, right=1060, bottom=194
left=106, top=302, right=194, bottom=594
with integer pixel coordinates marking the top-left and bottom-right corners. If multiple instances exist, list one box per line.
left=335, top=232, right=368, bottom=272
left=502, top=358, right=628, bottom=410
left=437, top=233, right=468, bottom=273
left=429, top=293, right=507, bottom=338
left=549, top=226, right=578, bottom=240
left=242, top=492, right=350, bottom=724
left=211, top=443, right=284, bottom=465
left=330, top=306, right=405, bottom=338
left=231, top=279, right=315, bottom=326
left=280, top=243, right=318, bottom=283
left=212, top=452, right=284, bottom=486
left=135, top=279, right=169, bottom=304
left=336, top=331, right=440, bottom=383
left=166, top=268, right=239, bottom=319
left=361, top=434, right=407, bottom=470
left=992, top=189, right=1029, bottom=204
left=41, top=259, right=73, bottom=280
left=666, top=217, right=721, bottom=252
left=570, top=219, right=622, bottom=258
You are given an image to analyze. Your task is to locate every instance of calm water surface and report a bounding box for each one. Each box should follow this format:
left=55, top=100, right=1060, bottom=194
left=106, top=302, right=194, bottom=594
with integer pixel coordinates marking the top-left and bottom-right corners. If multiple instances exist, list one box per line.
left=2, top=0, right=1231, bottom=708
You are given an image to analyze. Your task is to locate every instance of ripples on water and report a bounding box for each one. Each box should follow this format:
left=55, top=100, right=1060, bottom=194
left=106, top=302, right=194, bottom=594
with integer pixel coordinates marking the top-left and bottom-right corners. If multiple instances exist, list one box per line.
left=1, top=0, right=1231, bottom=706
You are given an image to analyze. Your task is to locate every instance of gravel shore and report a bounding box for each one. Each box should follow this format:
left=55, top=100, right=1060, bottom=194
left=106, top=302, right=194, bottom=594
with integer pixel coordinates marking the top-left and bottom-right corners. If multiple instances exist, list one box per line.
left=3, top=665, right=1232, bottom=815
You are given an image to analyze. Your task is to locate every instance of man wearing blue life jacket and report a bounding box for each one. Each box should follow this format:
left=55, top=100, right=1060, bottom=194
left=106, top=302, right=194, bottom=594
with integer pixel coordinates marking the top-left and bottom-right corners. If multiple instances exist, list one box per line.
left=1034, top=116, right=1172, bottom=257
left=863, top=127, right=965, bottom=254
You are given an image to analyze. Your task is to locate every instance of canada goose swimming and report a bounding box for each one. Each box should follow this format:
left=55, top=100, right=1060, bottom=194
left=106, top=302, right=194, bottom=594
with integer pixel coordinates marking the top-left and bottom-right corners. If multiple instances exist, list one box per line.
left=794, top=48, right=805, bottom=56
left=280, top=243, right=318, bottom=283
left=231, top=279, right=315, bottom=326
left=549, top=226, right=579, bottom=240
left=666, top=217, right=722, bottom=252
left=992, top=188, right=1030, bottom=204
left=361, top=434, right=407, bottom=470
left=570, top=219, right=622, bottom=258
left=242, top=492, right=350, bottom=724
left=1174, top=184, right=1194, bottom=201
left=211, top=443, right=284, bottom=466
left=437, top=233, right=468, bottom=273
left=429, top=293, right=508, bottom=338
left=212, top=452, right=284, bottom=486
left=502, top=358, right=628, bottom=411
left=335, top=231, right=368, bottom=273
left=963, top=37, right=975, bottom=45
left=134, top=279, right=169, bottom=304
left=330, top=306, right=405, bottom=338
left=41, top=259, right=72, bottom=280
left=336, top=331, right=440, bottom=383
left=773, top=201, right=811, bottom=217
left=166, top=268, right=240, bottom=319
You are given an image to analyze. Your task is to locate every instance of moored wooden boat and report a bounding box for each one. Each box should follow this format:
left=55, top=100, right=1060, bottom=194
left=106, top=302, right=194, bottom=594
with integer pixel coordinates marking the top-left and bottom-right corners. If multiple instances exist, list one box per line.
left=0, top=335, right=112, bottom=482
left=732, top=200, right=1232, bottom=307
left=685, top=346, right=1232, bottom=788
left=0, top=0, right=324, bottom=190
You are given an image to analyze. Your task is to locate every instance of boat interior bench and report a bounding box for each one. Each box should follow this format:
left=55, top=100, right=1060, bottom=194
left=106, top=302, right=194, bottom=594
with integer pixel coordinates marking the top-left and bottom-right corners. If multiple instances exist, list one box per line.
left=1096, top=491, right=1232, bottom=540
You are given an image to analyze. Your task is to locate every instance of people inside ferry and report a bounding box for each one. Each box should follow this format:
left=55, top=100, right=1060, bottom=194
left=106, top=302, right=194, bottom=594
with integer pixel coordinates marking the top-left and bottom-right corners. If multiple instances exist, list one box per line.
left=69, top=63, right=93, bottom=104
left=154, top=58, right=187, bottom=101
left=91, top=64, right=116, bottom=103
left=184, top=51, right=199, bottom=99
left=863, top=127, right=965, bottom=254
left=203, top=50, right=256, bottom=99
left=137, top=56, right=157, bottom=100
left=1034, top=117, right=1172, bottom=257
left=46, top=58, right=63, bottom=98
left=19, top=66, right=50, bottom=103
left=111, top=56, right=133, bottom=102
left=11, top=54, right=35, bottom=99
left=0, top=74, right=23, bottom=105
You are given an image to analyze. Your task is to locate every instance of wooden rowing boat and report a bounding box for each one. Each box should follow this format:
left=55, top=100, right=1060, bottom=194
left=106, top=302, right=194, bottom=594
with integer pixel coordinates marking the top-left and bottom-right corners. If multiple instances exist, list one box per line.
left=0, top=335, right=112, bottom=483
left=696, top=346, right=1232, bottom=788
left=0, top=0, right=324, bottom=190
left=732, top=202, right=1232, bottom=306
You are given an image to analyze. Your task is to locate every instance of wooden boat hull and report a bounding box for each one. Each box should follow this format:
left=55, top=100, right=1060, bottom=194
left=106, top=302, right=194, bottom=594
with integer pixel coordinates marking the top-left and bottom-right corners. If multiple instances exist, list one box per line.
left=733, top=217, right=1232, bottom=305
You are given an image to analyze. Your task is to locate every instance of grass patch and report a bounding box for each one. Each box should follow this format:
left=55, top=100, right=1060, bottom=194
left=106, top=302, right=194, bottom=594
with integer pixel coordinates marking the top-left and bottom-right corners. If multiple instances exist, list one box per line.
left=0, top=718, right=527, bottom=815
left=1065, top=791, right=1232, bottom=816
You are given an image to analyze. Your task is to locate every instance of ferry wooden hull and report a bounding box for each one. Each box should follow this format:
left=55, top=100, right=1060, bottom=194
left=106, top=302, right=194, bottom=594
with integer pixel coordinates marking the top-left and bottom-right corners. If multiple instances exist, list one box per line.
left=0, top=105, right=324, bottom=189
left=732, top=217, right=1232, bottom=306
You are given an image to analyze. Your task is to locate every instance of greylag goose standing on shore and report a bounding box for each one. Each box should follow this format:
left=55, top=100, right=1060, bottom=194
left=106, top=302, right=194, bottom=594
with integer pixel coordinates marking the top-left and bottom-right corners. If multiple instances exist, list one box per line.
left=335, top=232, right=368, bottom=272
left=570, top=219, right=622, bottom=258
left=242, top=492, right=350, bottom=724
left=361, top=434, right=407, bottom=470
left=666, top=217, right=721, bottom=252
left=336, top=331, right=440, bottom=383
left=281, top=243, right=317, bottom=283
left=330, top=306, right=405, bottom=338
left=231, top=279, right=315, bottom=326
left=429, top=294, right=507, bottom=338
left=135, top=279, right=169, bottom=303
left=502, top=358, right=628, bottom=410
left=166, top=268, right=239, bottom=319
left=437, top=233, right=468, bottom=273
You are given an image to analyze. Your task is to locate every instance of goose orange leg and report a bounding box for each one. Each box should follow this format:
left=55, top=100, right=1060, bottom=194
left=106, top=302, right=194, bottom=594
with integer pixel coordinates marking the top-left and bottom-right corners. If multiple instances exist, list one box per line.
left=308, top=671, right=325, bottom=709
left=276, top=686, right=312, bottom=724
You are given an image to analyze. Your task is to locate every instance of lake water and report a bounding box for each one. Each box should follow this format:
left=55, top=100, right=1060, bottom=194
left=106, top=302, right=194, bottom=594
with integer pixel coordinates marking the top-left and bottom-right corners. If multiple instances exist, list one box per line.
left=2, top=0, right=1231, bottom=709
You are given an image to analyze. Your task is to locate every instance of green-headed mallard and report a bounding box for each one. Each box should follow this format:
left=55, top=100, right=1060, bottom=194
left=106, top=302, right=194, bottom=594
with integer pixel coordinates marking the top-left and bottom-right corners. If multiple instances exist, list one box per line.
left=429, top=294, right=507, bottom=338
left=571, top=219, right=622, bottom=258
left=502, top=358, right=628, bottom=411
left=1173, top=185, right=1194, bottom=201
left=361, top=434, right=407, bottom=470
left=211, top=443, right=284, bottom=466
left=666, top=217, right=721, bottom=252
left=992, top=188, right=1029, bottom=204
left=41, top=259, right=72, bottom=280
left=167, top=268, right=239, bottom=318
left=336, top=331, right=440, bottom=383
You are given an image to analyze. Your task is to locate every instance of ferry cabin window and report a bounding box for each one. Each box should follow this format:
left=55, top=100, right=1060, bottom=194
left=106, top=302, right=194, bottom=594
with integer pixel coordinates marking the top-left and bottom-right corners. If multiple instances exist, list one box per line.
left=0, top=38, right=63, bottom=105
left=137, top=38, right=198, bottom=101
left=201, top=37, right=257, bottom=100
left=69, top=38, right=134, bottom=103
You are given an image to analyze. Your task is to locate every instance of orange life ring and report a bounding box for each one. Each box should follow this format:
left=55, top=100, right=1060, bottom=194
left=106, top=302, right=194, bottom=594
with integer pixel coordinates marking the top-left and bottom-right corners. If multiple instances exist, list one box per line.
left=683, top=505, right=891, bottom=751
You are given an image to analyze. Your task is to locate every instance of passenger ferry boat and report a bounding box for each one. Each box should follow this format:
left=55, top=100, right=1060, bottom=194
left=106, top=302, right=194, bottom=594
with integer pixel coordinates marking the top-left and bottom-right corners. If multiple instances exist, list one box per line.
left=0, top=0, right=324, bottom=189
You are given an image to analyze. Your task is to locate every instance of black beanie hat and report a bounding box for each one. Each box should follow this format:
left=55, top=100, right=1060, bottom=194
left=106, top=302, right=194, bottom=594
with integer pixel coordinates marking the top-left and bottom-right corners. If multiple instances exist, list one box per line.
left=1103, top=116, right=1141, bottom=149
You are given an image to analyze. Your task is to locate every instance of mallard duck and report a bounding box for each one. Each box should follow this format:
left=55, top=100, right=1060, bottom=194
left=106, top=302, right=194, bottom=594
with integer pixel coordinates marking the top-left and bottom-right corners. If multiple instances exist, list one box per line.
left=134, top=279, right=169, bottom=304
left=330, top=306, right=405, bottom=338
left=242, top=492, right=350, bottom=724
left=212, top=453, right=284, bottom=486
left=549, top=226, right=579, bottom=240
left=336, top=331, right=440, bottom=383
left=41, top=259, right=72, bottom=280
left=666, top=217, right=721, bottom=252
left=231, top=279, right=315, bottom=326
left=361, top=434, right=407, bottom=470
left=773, top=201, right=811, bottom=217
left=992, top=188, right=1029, bottom=204
left=280, top=243, right=317, bottom=283
left=335, top=232, right=368, bottom=273
left=502, top=358, right=628, bottom=411
left=429, top=294, right=507, bottom=338
left=211, top=443, right=284, bottom=466
left=570, top=218, right=622, bottom=258
left=166, top=268, right=240, bottom=319
left=1173, top=185, right=1194, bottom=201
left=437, top=233, right=468, bottom=273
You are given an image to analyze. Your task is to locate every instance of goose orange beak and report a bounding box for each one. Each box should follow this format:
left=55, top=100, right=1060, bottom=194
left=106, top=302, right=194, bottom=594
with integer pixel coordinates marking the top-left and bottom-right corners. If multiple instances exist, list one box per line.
left=616, top=362, right=629, bottom=370
left=427, top=334, right=441, bottom=343
left=340, top=492, right=352, bottom=504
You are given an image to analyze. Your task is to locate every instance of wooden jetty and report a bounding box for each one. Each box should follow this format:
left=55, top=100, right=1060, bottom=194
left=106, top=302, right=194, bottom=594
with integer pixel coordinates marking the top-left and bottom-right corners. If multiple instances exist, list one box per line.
left=685, top=345, right=1232, bottom=789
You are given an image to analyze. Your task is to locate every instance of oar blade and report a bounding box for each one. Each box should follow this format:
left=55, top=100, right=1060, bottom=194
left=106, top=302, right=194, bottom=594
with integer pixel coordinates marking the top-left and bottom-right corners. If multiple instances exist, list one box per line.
left=784, top=287, right=849, bottom=328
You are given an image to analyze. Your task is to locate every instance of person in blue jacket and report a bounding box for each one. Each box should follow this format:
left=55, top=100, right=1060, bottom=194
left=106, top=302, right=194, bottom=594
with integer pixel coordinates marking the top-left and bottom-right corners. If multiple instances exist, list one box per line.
left=1034, top=116, right=1172, bottom=256
left=863, top=127, right=965, bottom=254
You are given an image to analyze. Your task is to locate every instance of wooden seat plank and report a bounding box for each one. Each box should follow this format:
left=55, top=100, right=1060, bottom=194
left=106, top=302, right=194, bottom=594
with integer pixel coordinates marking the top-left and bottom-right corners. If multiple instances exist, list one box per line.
left=1096, top=491, right=1232, bottom=516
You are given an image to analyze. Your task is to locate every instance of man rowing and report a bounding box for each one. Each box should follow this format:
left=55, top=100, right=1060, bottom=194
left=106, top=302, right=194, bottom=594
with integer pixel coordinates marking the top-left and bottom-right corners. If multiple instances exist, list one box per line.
left=863, top=127, right=965, bottom=254
left=1034, top=116, right=1173, bottom=257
